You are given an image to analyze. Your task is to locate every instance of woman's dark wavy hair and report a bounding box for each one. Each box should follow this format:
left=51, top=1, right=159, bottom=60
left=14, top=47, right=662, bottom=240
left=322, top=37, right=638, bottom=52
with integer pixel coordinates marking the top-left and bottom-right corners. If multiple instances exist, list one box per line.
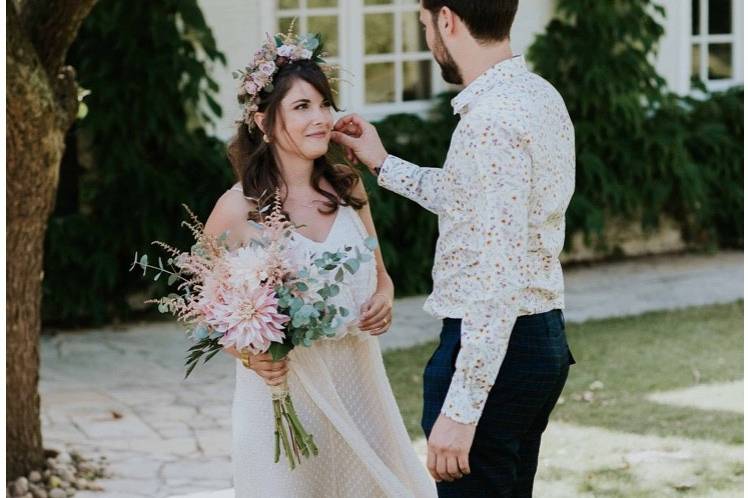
left=227, top=58, right=366, bottom=220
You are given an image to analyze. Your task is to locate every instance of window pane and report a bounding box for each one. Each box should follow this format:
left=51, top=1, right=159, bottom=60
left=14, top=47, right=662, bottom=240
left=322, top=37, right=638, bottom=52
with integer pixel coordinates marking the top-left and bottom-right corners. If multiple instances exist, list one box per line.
left=708, top=43, right=732, bottom=79
left=691, top=44, right=701, bottom=79
left=365, top=13, right=395, bottom=54
left=403, top=60, right=431, bottom=101
left=708, top=0, right=732, bottom=34
left=365, top=62, right=395, bottom=103
left=308, top=16, right=338, bottom=56
left=402, top=10, right=428, bottom=53
left=278, top=0, right=299, bottom=9
left=692, top=0, right=700, bottom=34
left=309, top=0, right=337, bottom=7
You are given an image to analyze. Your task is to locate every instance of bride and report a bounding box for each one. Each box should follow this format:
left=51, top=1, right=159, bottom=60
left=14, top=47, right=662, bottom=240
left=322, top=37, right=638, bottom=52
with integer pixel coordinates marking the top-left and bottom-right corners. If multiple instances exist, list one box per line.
left=203, top=31, right=436, bottom=498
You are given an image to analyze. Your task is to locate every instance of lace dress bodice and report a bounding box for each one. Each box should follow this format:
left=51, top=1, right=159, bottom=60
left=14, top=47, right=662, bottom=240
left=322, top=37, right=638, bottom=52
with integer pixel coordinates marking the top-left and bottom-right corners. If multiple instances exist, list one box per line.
left=285, top=204, right=378, bottom=341
left=229, top=185, right=377, bottom=340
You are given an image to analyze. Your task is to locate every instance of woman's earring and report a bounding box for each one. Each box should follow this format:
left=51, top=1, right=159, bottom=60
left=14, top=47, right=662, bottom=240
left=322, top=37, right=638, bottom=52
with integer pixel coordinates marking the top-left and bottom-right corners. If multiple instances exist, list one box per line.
left=263, top=134, right=271, bottom=144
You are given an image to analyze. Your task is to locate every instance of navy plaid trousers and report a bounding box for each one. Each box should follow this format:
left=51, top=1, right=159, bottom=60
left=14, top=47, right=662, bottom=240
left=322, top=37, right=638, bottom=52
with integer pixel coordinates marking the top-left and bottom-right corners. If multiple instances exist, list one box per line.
left=421, top=309, right=575, bottom=498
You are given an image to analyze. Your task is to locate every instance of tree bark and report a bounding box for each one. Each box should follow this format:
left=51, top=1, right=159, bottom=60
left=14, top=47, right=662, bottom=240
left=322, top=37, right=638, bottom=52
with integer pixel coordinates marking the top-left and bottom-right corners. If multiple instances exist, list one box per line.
left=6, top=0, right=96, bottom=479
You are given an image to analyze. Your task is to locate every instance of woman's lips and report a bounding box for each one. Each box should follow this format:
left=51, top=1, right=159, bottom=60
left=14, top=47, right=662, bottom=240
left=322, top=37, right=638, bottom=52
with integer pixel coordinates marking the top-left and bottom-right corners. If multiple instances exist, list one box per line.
left=306, top=131, right=328, bottom=139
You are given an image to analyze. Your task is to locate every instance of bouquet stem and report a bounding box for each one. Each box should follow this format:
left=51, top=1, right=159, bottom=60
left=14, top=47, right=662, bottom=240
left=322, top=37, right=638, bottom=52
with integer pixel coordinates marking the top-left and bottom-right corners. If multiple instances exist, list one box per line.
left=271, top=380, right=318, bottom=469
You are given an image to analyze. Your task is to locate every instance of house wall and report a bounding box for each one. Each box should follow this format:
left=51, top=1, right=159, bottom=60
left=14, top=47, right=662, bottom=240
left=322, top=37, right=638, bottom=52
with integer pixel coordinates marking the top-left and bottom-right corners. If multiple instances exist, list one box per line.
left=201, top=0, right=716, bottom=139
left=198, top=0, right=268, bottom=140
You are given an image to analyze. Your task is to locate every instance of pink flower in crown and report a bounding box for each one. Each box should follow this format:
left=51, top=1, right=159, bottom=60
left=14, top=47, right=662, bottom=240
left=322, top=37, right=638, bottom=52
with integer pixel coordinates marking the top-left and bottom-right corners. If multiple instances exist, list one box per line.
left=212, top=285, right=289, bottom=354
left=252, top=71, right=270, bottom=87
left=259, top=61, right=276, bottom=76
left=243, top=79, right=259, bottom=95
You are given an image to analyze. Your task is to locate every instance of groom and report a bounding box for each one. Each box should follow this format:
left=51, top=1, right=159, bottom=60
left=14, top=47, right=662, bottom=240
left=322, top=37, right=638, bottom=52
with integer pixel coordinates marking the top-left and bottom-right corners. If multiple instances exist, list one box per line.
left=332, top=1, right=575, bottom=496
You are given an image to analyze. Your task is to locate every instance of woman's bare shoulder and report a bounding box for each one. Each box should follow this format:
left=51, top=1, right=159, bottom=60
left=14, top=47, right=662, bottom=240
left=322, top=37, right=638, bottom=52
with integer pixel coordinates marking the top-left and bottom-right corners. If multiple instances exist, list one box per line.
left=204, top=188, right=256, bottom=239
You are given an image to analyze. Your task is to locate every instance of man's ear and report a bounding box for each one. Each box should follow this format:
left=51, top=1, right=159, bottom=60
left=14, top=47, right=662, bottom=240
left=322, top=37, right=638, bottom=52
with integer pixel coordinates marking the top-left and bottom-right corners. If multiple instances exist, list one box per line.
left=439, top=6, right=456, bottom=35
left=253, top=112, right=266, bottom=134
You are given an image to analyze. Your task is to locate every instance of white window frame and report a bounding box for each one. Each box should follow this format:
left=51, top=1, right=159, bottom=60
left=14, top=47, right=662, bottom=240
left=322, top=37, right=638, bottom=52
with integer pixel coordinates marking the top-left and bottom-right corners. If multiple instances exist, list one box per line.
left=268, top=0, right=447, bottom=122
left=689, top=0, right=744, bottom=92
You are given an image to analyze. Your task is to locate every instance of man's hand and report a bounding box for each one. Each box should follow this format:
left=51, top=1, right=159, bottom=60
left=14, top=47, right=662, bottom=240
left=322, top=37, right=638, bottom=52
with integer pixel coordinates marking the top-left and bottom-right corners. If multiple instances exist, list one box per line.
left=427, top=414, right=476, bottom=482
left=331, top=114, right=388, bottom=173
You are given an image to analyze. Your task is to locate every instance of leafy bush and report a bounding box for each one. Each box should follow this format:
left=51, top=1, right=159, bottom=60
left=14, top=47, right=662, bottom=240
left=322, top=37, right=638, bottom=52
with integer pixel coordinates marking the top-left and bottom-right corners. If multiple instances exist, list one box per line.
left=527, top=0, right=743, bottom=249
left=43, top=1, right=232, bottom=326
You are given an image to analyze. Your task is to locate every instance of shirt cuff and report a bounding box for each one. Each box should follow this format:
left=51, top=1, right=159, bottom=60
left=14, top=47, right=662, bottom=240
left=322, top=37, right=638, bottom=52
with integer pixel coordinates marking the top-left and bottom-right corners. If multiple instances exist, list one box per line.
left=375, top=155, right=397, bottom=188
left=440, top=371, right=486, bottom=425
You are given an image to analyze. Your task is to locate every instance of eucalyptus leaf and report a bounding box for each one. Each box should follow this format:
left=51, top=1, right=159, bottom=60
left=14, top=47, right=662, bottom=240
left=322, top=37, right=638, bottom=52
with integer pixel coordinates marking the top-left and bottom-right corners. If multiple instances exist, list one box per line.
left=344, top=259, right=360, bottom=273
left=363, top=237, right=378, bottom=251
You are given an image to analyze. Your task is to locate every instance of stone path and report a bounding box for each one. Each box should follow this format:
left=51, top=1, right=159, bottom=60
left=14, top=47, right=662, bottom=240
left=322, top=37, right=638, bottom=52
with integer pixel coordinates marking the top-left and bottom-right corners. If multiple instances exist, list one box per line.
left=38, top=250, right=743, bottom=497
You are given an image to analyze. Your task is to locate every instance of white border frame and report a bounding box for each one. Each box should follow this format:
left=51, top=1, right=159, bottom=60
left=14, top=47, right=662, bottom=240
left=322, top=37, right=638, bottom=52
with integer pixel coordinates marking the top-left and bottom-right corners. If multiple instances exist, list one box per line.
left=690, top=0, right=744, bottom=91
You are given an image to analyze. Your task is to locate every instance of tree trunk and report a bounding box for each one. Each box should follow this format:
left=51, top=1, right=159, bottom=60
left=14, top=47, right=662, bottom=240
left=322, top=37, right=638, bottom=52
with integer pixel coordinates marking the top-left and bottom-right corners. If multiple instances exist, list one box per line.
left=6, top=0, right=96, bottom=479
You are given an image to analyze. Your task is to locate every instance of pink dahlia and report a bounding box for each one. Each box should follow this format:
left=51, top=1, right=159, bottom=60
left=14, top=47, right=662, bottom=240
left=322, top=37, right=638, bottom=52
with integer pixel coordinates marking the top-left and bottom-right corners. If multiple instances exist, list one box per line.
left=212, top=285, right=289, bottom=354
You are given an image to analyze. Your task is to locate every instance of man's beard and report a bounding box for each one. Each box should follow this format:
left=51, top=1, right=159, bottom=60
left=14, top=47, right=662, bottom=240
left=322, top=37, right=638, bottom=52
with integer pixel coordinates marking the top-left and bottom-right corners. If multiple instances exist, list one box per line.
left=432, top=26, right=462, bottom=85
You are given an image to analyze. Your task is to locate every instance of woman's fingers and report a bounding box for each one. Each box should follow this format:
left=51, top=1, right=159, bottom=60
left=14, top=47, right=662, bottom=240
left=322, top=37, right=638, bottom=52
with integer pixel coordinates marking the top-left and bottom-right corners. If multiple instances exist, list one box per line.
left=360, top=307, right=390, bottom=330
left=359, top=298, right=387, bottom=321
left=368, top=322, right=391, bottom=336
left=264, top=371, right=289, bottom=386
left=259, top=367, right=289, bottom=385
left=358, top=301, right=378, bottom=322
left=256, top=360, right=287, bottom=372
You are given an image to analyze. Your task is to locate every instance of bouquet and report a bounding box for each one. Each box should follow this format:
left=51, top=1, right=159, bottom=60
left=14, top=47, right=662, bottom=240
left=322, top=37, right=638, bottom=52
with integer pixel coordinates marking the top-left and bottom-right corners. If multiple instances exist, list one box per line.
left=130, top=190, right=376, bottom=469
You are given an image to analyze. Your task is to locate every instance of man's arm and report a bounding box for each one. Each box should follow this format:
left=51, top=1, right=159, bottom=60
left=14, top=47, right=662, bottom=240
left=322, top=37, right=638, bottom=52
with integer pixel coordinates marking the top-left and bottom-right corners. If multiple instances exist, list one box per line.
left=376, top=155, right=446, bottom=215
left=442, top=116, right=532, bottom=425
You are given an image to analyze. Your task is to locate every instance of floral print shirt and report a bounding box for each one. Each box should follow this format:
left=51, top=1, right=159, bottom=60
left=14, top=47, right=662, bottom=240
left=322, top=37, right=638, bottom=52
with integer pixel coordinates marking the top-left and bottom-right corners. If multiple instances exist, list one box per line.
left=377, top=55, right=576, bottom=424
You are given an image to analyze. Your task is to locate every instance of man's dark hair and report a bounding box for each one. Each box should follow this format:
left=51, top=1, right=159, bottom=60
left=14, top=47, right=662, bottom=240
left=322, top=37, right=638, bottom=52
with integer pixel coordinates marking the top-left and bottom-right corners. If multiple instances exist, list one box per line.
left=422, top=0, right=518, bottom=42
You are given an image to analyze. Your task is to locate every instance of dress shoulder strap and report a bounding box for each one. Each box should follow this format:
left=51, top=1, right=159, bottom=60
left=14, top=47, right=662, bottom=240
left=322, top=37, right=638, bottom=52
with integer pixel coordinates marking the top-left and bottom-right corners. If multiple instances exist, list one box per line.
left=228, top=185, right=254, bottom=201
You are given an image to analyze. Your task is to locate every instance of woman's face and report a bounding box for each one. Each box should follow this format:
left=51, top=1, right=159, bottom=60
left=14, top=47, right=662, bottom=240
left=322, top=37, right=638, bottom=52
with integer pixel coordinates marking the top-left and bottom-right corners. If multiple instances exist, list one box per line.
left=270, top=79, right=334, bottom=160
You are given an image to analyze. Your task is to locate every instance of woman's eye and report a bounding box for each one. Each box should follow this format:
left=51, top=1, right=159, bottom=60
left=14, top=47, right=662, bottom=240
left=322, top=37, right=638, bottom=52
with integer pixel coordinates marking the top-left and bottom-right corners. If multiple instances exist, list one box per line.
left=322, top=100, right=332, bottom=108
left=295, top=103, right=308, bottom=110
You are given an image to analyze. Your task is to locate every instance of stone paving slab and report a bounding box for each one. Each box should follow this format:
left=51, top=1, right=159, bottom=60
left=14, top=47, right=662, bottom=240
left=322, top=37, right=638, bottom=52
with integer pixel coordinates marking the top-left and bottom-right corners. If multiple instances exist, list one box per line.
left=37, top=251, right=743, bottom=498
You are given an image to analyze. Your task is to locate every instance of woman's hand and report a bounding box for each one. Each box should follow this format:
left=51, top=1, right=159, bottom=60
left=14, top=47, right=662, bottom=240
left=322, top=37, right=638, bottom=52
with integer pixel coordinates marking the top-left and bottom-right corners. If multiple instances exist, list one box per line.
left=238, top=350, right=290, bottom=386
left=358, top=293, right=393, bottom=336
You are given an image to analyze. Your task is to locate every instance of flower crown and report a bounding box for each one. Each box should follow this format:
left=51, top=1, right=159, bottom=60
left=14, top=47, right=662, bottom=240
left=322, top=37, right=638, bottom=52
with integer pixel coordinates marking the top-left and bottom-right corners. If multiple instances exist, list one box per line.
left=234, top=21, right=337, bottom=131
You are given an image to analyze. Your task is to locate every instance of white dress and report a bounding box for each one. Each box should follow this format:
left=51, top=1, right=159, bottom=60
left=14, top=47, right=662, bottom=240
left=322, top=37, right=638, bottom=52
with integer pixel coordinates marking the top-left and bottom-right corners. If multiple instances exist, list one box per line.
left=230, top=198, right=436, bottom=498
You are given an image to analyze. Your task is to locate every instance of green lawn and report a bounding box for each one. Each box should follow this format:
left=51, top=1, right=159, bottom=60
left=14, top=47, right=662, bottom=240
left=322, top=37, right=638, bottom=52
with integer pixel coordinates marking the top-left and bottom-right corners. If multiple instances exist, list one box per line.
left=383, top=301, right=744, bottom=444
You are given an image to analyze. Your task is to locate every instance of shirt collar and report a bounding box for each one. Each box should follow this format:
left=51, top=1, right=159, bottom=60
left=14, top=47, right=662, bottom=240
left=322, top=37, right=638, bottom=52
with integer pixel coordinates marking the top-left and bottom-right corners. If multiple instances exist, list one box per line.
left=450, top=54, right=527, bottom=116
